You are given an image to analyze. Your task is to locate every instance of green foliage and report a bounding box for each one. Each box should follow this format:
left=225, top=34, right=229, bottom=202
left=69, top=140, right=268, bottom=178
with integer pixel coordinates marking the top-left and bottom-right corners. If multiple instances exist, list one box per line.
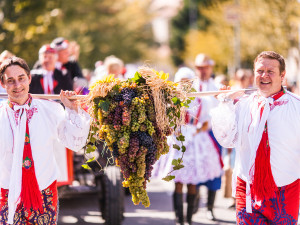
left=169, top=0, right=213, bottom=66
left=162, top=175, right=175, bottom=182
left=98, top=100, right=110, bottom=112
left=180, top=0, right=300, bottom=73
left=131, top=71, right=146, bottom=84
left=172, top=144, right=180, bottom=151
left=0, top=0, right=153, bottom=68
left=0, top=0, right=60, bottom=67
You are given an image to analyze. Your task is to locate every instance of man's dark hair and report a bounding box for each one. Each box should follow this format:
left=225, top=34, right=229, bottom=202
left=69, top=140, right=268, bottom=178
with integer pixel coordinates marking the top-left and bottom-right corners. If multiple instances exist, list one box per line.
left=0, top=56, right=30, bottom=83
left=254, top=51, right=285, bottom=74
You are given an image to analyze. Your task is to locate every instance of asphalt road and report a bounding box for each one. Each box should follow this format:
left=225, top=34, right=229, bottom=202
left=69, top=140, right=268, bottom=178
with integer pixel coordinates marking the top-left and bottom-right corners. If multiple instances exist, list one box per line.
left=57, top=178, right=237, bottom=225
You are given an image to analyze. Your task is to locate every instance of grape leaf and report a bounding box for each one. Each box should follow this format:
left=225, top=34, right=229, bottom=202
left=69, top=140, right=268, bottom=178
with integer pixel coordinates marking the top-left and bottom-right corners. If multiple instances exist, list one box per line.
left=173, top=164, right=184, bottom=170
left=99, top=100, right=110, bottom=112
left=173, top=144, right=180, bottom=150
left=162, top=175, right=175, bottom=181
left=172, top=97, right=181, bottom=105
left=131, top=71, right=145, bottom=84
left=181, top=145, right=186, bottom=152
left=172, top=159, right=179, bottom=166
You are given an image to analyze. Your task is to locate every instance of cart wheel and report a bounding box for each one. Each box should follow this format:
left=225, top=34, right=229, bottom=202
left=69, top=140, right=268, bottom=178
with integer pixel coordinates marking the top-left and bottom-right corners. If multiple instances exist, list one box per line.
left=97, top=166, right=124, bottom=225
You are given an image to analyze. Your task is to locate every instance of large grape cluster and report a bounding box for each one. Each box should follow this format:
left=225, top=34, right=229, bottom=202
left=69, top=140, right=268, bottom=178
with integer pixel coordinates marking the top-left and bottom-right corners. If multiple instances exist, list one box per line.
left=92, top=80, right=170, bottom=208
left=121, top=87, right=137, bottom=106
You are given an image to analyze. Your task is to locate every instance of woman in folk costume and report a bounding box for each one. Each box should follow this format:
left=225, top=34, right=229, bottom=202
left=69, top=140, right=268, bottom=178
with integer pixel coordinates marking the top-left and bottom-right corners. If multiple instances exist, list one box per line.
left=193, top=54, right=223, bottom=221
left=152, top=67, right=222, bottom=225
left=211, top=51, right=300, bottom=224
left=0, top=56, right=90, bottom=224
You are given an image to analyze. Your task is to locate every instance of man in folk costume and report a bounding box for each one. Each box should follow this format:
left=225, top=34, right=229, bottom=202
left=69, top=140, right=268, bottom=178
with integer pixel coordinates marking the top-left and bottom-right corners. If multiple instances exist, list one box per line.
left=0, top=56, right=90, bottom=224
left=30, top=44, right=73, bottom=94
left=50, top=37, right=83, bottom=81
left=211, top=51, right=300, bottom=224
left=193, top=54, right=224, bottom=221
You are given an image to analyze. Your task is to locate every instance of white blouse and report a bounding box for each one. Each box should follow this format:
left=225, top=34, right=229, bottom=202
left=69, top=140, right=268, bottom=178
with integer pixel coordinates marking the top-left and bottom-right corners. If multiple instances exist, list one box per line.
left=211, top=90, right=300, bottom=213
left=0, top=99, right=90, bottom=224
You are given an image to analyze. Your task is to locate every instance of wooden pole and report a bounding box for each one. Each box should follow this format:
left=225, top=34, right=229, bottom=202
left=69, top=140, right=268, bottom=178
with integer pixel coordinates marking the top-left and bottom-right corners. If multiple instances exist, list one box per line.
left=0, top=93, right=86, bottom=100
left=0, top=88, right=259, bottom=100
left=186, top=87, right=257, bottom=97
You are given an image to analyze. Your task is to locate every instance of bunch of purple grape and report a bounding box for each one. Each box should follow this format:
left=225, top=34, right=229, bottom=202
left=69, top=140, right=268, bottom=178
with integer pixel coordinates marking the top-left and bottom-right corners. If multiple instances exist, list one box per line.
left=96, top=82, right=169, bottom=207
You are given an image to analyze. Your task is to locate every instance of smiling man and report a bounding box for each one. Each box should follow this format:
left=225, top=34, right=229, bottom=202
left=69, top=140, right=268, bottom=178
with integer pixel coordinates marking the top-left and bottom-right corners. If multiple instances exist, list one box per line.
left=0, top=56, right=90, bottom=224
left=210, top=51, right=300, bottom=224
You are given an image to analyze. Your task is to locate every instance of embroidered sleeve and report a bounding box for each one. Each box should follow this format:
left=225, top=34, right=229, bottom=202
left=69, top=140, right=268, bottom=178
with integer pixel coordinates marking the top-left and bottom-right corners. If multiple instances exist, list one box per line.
left=57, top=107, right=90, bottom=151
left=210, top=101, right=238, bottom=148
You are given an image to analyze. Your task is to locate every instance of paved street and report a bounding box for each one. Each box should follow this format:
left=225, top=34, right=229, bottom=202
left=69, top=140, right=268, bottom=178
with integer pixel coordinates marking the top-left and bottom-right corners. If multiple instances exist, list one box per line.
left=58, top=178, right=236, bottom=225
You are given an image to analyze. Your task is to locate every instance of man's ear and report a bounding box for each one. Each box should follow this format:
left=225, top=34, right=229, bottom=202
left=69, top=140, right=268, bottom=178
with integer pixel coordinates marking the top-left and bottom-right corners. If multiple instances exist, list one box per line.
left=281, top=70, right=286, bottom=82
left=28, top=74, right=32, bottom=85
left=0, top=79, right=5, bottom=89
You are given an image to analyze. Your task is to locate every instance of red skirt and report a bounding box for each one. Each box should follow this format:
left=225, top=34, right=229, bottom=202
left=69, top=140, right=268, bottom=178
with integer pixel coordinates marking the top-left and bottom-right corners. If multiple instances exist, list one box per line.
left=236, top=177, right=300, bottom=224
left=0, top=181, right=58, bottom=225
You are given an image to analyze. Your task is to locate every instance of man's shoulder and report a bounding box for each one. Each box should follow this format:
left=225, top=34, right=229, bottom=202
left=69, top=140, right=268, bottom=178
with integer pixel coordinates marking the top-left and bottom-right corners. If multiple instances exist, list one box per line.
left=0, top=101, right=6, bottom=111
left=285, top=91, right=300, bottom=101
left=32, top=99, right=63, bottom=111
left=32, top=99, right=65, bottom=123
left=285, top=91, right=300, bottom=109
left=64, top=60, right=80, bottom=67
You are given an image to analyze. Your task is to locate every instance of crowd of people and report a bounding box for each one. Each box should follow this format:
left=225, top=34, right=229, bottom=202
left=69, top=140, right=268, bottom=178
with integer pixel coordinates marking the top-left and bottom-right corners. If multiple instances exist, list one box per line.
left=1, top=39, right=300, bottom=225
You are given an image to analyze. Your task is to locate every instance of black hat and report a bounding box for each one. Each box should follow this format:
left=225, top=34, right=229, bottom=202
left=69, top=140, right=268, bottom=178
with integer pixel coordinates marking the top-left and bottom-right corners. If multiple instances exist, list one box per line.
left=50, top=37, right=69, bottom=51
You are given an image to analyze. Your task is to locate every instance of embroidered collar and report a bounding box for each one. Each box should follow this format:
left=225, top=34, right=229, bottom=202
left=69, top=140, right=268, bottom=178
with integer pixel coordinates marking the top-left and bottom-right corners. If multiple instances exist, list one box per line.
left=8, top=95, right=32, bottom=111
left=256, top=87, right=285, bottom=102
left=270, top=87, right=285, bottom=101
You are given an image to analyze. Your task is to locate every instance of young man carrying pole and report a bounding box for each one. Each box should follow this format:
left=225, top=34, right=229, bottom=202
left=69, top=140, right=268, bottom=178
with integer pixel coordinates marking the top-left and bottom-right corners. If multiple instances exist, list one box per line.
left=0, top=56, right=90, bottom=224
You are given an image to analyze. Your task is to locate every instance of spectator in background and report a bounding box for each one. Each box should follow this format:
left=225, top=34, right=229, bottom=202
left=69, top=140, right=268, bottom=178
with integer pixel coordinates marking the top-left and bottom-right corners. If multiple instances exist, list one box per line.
left=104, top=55, right=125, bottom=79
left=30, top=44, right=73, bottom=94
left=232, top=68, right=253, bottom=90
left=214, top=74, right=229, bottom=89
left=0, top=50, right=14, bottom=94
left=50, top=37, right=83, bottom=80
left=68, top=41, right=80, bottom=61
left=82, top=68, right=94, bottom=85
left=0, top=50, right=14, bottom=66
left=73, top=69, right=93, bottom=95
left=193, top=53, right=223, bottom=221
left=92, top=55, right=125, bottom=84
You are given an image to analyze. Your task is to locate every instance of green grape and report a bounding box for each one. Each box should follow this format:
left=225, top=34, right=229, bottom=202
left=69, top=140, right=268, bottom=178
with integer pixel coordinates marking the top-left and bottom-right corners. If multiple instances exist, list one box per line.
left=145, top=119, right=155, bottom=136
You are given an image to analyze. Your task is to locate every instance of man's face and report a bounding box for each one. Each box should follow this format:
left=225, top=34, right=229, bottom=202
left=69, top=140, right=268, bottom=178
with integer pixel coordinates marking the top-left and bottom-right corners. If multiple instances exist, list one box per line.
left=58, top=49, right=69, bottom=64
left=1, top=65, right=31, bottom=105
left=254, top=58, right=285, bottom=97
left=40, top=52, right=57, bottom=71
left=195, top=65, right=213, bottom=81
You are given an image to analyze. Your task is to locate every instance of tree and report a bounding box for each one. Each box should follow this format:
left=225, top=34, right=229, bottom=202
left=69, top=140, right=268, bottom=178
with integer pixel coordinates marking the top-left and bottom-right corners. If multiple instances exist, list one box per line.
left=183, top=0, right=300, bottom=73
left=0, top=0, right=61, bottom=67
left=0, top=0, right=153, bottom=68
left=169, top=0, right=213, bottom=67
